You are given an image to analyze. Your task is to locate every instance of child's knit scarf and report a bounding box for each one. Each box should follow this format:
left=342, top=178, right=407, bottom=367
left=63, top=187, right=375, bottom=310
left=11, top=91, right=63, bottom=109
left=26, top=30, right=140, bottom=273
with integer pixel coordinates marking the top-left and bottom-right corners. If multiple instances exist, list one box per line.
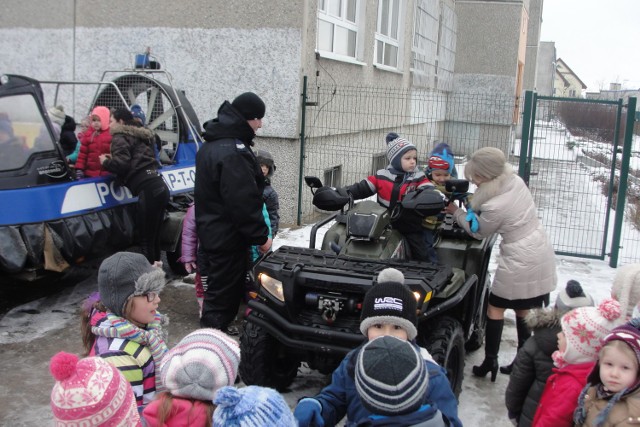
left=92, top=311, right=169, bottom=391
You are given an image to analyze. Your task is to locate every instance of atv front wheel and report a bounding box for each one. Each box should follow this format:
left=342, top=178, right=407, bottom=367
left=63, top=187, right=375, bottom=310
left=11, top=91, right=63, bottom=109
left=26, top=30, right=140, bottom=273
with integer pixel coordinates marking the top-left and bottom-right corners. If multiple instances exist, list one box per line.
left=420, top=316, right=465, bottom=397
left=239, top=320, right=300, bottom=391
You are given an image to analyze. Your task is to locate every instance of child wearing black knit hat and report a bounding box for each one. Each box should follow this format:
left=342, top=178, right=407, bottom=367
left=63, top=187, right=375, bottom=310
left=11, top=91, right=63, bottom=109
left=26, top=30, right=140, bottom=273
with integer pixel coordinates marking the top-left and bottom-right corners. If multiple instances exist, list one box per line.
left=294, top=268, right=461, bottom=427
left=505, top=280, right=595, bottom=426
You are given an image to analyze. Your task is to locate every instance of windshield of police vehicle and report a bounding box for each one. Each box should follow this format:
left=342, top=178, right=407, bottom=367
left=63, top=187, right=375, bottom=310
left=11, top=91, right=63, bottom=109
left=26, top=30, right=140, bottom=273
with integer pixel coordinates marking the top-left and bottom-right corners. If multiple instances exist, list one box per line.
left=0, top=94, right=56, bottom=171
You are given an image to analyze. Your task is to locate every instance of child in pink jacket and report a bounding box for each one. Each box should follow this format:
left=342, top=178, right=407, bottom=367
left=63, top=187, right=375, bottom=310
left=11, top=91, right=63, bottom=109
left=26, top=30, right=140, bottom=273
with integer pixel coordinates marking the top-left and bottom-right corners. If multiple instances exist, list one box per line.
left=180, top=204, right=206, bottom=315
left=74, top=106, right=112, bottom=178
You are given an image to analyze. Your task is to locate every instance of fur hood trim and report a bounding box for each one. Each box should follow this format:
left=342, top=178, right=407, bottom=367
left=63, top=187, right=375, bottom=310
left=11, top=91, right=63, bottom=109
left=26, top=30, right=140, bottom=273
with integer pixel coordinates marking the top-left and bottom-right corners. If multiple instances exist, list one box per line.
left=525, top=307, right=561, bottom=330
left=110, top=122, right=155, bottom=140
left=468, top=165, right=514, bottom=210
left=132, top=268, right=166, bottom=297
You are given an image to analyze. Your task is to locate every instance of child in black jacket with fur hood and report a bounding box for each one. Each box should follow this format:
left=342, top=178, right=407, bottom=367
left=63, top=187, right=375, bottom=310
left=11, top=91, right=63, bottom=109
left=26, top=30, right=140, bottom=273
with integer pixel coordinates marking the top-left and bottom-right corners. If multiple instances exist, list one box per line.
left=505, top=280, right=594, bottom=427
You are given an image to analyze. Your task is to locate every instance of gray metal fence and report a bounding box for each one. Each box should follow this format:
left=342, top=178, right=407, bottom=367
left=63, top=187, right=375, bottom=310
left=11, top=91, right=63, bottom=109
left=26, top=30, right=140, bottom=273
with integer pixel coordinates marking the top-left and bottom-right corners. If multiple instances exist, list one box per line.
left=298, top=77, right=516, bottom=224
left=298, top=79, right=639, bottom=267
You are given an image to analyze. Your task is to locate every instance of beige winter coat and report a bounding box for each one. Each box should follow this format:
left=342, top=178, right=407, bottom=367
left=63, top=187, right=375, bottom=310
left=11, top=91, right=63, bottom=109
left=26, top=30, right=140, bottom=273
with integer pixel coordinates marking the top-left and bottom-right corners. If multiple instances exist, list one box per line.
left=453, top=169, right=557, bottom=300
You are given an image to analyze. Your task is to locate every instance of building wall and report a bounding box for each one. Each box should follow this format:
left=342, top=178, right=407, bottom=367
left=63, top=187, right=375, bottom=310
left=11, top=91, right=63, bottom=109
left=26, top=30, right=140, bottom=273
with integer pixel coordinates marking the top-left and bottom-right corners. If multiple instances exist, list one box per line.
left=523, top=0, right=543, bottom=92
left=0, top=0, right=306, bottom=139
left=536, top=41, right=556, bottom=96
left=448, top=0, right=528, bottom=155
left=0, top=0, right=308, bottom=225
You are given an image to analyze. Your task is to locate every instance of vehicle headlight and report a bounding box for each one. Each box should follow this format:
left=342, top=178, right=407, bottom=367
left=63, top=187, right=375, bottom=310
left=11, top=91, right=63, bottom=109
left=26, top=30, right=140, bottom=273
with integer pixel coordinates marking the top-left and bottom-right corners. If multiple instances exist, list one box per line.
left=259, top=273, right=284, bottom=302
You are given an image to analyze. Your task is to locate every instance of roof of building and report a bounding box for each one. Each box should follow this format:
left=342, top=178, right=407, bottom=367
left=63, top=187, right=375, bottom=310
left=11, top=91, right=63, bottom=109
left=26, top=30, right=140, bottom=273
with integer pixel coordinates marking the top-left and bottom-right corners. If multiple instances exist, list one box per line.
left=556, top=58, right=588, bottom=89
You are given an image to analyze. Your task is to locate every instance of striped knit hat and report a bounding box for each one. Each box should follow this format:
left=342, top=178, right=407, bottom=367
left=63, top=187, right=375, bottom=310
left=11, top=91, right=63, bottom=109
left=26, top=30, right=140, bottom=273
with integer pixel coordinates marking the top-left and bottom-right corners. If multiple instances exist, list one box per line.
left=160, top=329, right=240, bottom=401
left=213, top=385, right=296, bottom=426
left=50, top=352, right=141, bottom=426
left=386, top=136, right=417, bottom=172
left=355, top=335, right=428, bottom=416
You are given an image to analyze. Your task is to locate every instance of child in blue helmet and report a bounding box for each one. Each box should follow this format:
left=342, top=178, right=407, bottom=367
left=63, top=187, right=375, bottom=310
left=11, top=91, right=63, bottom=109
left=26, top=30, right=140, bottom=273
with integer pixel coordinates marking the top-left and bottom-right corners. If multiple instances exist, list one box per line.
left=422, top=142, right=457, bottom=263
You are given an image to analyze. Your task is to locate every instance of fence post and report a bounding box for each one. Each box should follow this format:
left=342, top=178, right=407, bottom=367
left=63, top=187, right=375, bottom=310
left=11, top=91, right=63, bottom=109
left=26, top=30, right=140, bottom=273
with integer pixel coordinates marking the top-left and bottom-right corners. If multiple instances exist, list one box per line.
left=518, top=91, right=534, bottom=181
left=297, top=76, right=308, bottom=226
left=610, top=96, right=637, bottom=267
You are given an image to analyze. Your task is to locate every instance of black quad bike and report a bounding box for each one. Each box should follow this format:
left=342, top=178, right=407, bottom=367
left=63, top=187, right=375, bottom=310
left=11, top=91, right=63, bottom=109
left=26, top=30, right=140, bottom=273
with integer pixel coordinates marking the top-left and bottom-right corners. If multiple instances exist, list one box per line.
left=239, top=177, right=497, bottom=396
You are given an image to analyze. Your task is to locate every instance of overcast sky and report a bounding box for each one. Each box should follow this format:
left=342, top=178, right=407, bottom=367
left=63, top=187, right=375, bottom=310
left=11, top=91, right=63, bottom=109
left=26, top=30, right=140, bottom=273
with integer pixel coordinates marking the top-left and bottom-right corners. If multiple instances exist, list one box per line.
left=539, top=0, right=640, bottom=92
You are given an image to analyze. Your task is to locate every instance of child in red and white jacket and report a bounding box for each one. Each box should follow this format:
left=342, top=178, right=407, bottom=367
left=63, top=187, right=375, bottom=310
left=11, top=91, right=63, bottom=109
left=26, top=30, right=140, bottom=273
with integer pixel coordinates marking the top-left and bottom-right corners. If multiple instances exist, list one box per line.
left=342, top=134, right=435, bottom=261
left=532, top=299, right=624, bottom=426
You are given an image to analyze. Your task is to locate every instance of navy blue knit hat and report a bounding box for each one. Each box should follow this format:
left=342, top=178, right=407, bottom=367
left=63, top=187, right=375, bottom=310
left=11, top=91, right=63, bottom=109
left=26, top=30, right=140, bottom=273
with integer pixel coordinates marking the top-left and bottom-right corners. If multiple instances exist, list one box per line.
left=130, top=104, right=146, bottom=126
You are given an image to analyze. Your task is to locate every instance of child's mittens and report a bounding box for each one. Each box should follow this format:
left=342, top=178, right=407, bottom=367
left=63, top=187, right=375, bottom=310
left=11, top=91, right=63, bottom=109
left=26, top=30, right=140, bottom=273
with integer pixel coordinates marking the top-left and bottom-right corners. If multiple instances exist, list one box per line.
left=294, top=398, right=325, bottom=427
left=75, top=169, right=85, bottom=179
left=465, top=207, right=479, bottom=233
left=508, top=410, right=519, bottom=426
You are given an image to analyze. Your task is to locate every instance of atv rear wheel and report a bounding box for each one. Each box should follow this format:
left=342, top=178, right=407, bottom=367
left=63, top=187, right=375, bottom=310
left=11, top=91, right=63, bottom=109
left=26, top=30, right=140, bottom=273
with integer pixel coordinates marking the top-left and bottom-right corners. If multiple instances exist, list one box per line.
left=465, top=280, right=489, bottom=352
left=420, top=316, right=465, bottom=397
left=239, top=320, right=300, bottom=391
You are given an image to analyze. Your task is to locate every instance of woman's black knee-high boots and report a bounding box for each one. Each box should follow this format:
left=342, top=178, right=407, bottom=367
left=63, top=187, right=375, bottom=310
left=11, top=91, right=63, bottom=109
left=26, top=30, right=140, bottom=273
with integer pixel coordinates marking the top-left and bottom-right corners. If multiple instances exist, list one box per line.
left=472, top=318, right=503, bottom=382
left=500, top=316, right=530, bottom=375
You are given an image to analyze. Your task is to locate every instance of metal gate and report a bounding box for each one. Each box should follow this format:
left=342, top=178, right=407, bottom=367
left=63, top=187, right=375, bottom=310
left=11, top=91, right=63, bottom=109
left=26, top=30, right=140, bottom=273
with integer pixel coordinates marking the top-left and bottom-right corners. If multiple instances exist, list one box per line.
left=518, top=91, right=638, bottom=266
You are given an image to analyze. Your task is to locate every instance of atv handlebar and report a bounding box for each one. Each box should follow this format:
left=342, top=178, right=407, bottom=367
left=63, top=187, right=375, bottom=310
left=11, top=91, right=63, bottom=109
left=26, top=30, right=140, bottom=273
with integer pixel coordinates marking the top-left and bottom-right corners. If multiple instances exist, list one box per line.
left=444, top=179, right=471, bottom=207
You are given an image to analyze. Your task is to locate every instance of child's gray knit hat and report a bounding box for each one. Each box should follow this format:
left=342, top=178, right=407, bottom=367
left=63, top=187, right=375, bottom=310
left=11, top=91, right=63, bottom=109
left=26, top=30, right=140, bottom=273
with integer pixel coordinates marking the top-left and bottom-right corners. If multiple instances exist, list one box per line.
left=98, top=252, right=165, bottom=317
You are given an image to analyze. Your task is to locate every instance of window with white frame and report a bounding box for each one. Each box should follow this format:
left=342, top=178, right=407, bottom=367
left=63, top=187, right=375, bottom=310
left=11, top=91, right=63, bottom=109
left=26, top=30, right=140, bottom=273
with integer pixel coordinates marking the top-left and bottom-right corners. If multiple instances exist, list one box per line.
left=324, top=165, right=342, bottom=188
left=411, top=0, right=457, bottom=90
left=317, top=0, right=360, bottom=59
left=375, top=0, right=403, bottom=69
left=371, top=152, right=387, bottom=174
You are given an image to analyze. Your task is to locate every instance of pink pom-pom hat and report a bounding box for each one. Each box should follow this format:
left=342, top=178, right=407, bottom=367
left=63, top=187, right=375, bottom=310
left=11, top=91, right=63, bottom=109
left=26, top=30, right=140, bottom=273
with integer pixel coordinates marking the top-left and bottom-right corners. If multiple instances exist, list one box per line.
left=49, top=352, right=141, bottom=426
left=559, top=298, right=625, bottom=365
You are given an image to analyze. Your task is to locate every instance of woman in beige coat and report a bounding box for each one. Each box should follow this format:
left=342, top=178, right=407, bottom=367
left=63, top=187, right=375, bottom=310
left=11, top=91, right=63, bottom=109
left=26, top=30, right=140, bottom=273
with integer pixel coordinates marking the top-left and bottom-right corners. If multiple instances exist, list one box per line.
left=445, top=147, right=557, bottom=381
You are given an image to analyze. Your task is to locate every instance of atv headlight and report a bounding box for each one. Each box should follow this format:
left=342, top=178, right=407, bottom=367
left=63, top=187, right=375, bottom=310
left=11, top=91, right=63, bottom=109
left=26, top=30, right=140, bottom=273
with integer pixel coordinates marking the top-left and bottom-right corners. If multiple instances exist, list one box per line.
left=259, top=273, right=284, bottom=302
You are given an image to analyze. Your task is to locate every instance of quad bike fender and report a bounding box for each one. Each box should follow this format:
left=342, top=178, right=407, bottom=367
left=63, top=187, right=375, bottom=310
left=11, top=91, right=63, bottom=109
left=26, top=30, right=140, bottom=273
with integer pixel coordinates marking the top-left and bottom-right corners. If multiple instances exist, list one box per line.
left=423, top=273, right=478, bottom=320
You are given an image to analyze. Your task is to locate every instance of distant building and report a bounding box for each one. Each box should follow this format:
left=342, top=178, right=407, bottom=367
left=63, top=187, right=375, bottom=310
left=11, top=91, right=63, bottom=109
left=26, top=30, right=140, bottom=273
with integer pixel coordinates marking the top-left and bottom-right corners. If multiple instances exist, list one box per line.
left=586, top=83, right=640, bottom=102
left=554, top=58, right=587, bottom=97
